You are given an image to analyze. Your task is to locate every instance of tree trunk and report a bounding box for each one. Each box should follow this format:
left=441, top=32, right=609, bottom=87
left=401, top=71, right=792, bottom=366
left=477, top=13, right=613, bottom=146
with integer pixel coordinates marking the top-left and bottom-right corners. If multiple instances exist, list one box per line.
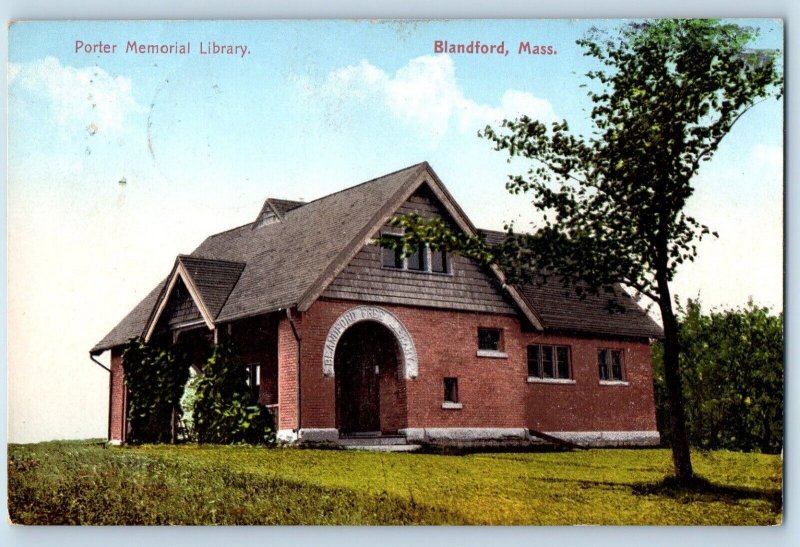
left=657, top=274, right=694, bottom=483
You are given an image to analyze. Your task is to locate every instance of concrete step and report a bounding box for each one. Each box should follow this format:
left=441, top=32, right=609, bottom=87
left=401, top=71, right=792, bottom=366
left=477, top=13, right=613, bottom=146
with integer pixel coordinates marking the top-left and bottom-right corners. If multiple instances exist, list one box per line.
left=337, top=435, right=409, bottom=446
left=343, top=444, right=422, bottom=452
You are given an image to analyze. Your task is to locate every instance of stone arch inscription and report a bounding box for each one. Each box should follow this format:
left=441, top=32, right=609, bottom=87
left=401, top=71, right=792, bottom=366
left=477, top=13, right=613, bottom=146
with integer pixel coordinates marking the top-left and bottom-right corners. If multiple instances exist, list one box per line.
left=322, top=306, right=418, bottom=380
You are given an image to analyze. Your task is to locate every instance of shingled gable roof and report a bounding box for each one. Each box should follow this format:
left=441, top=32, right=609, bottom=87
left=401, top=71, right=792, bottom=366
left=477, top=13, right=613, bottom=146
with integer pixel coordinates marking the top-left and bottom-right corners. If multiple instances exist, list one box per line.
left=91, top=162, right=656, bottom=354
left=93, top=163, right=434, bottom=352
left=142, top=255, right=247, bottom=341
left=479, top=229, right=664, bottom=339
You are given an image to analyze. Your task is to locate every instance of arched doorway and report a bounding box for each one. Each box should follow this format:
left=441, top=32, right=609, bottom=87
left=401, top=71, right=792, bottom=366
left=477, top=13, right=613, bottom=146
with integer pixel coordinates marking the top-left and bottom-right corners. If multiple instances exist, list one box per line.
left=334, top=321, right=400, bottom=434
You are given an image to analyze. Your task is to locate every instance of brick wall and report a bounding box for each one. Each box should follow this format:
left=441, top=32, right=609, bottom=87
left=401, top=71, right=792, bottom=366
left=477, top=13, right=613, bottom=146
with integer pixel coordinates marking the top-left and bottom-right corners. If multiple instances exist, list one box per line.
left=296, top=298, right=658, bottom=434
left=277, top=314, right=300, bottom=431
left=107, top=300, right=658, bottom=440
left=109, top=347, right=126, bottom=442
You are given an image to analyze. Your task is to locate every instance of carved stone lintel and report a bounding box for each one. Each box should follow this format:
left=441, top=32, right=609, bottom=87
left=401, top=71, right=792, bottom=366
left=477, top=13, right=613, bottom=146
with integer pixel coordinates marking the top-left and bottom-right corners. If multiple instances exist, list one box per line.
left=322, top=306, right=418, bottom=380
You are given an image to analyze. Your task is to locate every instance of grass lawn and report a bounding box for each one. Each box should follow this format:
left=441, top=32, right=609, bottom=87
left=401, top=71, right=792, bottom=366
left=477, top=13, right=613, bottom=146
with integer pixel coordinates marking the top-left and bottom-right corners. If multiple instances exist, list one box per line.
left=7, top=440, right=782, bottom=525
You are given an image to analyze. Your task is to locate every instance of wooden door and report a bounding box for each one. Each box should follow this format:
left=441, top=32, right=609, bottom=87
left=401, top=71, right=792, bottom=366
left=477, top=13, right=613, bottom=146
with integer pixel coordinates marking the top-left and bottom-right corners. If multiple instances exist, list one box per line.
left=336, top=324, right=381, bottom=433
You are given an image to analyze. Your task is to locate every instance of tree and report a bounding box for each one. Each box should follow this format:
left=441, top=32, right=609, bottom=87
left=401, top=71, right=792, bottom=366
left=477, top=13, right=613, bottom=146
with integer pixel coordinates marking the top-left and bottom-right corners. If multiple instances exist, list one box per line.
left=652, top=300, right=783, bottom=453
left=388, top=20, right=782, bottom=482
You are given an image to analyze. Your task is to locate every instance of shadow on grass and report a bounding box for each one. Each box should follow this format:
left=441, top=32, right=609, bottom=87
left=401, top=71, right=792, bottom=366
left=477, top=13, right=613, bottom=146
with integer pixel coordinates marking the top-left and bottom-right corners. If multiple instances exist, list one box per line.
left=630, top=475, right=782, bottom=513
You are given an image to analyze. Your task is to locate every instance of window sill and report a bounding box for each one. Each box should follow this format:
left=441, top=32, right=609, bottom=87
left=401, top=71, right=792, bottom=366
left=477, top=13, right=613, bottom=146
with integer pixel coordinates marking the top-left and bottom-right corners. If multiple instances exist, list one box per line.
left=599, top=380, right=629, bottom=386
left=476, top=349, right=508, bottom=359
left=442, top=401, right=463, bottom=410
left=527, top=377, right=576, bottom=384
left=380, top=265, right=453, bottom=276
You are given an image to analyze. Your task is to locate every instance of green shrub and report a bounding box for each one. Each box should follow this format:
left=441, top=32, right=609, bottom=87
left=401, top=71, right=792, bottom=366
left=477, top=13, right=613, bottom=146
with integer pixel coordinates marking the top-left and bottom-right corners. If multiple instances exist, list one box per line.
left=193, top=341, right=275, bottom=445
left=652, top=300, right=783, bottom=453
left=122, top=338, right=191, bottom=444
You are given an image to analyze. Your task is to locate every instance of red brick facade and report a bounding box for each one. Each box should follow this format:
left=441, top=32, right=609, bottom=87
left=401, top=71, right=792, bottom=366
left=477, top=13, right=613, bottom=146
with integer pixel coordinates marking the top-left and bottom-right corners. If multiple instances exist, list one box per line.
left=108, top=298, right=657, bottom=443
left=109, top=348, right=126, bottom=443
left=290, top=298, right=657, bottom=436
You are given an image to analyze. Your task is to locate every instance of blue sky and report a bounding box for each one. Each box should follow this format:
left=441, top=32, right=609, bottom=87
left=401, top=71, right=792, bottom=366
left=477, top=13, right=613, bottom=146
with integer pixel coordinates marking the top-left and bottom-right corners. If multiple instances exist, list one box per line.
left=7, top=19, right=784, bottom=442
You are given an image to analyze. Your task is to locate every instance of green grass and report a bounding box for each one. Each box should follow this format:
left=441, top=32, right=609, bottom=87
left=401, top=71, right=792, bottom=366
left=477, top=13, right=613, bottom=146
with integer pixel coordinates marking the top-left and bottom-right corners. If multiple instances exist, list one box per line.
left=8, top=440, right=782, bottom=525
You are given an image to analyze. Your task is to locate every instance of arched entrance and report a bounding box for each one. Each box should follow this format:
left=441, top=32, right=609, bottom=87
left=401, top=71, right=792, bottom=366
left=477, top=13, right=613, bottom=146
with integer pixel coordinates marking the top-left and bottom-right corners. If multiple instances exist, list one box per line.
left=322, top=305, right=418, bottom=379
left=334, top=321, right=401, bottom=434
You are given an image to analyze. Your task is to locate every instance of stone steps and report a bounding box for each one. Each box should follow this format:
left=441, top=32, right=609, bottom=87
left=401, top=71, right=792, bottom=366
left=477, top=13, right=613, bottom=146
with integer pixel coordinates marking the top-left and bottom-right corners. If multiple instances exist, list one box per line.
left=336, top=435, right=409, bottom=446
left=342, top=444, right=422, bottom=452
left=334, top=434, right=422, bottom=451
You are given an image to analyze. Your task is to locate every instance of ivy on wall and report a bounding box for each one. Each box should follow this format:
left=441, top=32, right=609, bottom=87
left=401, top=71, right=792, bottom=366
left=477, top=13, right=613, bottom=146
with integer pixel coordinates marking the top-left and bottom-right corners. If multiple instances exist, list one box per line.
left=122, top=337, right=274, bottom=445
left=122, top=338, right=191, bottom=444
left=192, top=341, right=275, bottom=445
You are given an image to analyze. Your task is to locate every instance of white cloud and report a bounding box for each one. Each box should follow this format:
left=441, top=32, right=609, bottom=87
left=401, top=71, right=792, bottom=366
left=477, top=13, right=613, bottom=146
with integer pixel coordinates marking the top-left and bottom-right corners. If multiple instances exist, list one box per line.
left=303, top=55, right=557, bottom=138
left=9, top=56, right=142, bottom=134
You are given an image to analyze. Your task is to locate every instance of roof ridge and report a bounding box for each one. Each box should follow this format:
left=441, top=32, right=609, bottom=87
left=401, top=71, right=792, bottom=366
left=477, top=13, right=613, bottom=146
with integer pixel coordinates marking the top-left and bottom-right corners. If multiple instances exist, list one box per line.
left=290, top=162, right=427, bottom=209
left=267, top=197, right=306, bottom=205
left=203, top=221, right=254, bottom=240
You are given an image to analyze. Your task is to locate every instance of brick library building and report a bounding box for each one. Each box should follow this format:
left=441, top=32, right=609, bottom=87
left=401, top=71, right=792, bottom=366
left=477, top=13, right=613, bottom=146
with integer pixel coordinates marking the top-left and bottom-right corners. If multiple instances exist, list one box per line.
left=91, top=163, right=663, bottom=448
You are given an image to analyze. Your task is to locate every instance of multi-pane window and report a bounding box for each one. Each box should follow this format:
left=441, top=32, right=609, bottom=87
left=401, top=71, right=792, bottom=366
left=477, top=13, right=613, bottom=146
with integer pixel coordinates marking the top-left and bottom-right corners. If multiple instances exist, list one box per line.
left=431, top=248, right=449, bottom=273
left=444, top=377, right=459, bottom=403
left=527, top=344, right=571, bottom=379
left=381, top=236, right=403, bottom=268
left=379, top=235, right=451, bottom=275
left=478, top=328, right=502, bottom=351
left=598, top=349, right=624, bottom=381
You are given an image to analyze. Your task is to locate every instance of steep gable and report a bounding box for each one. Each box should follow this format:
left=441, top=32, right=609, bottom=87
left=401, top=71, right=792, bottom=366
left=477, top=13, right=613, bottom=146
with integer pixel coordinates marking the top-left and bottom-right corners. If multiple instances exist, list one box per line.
left=93, top=163, right=429, bottom=352
left=156, top=277, right=203, bottom=331
left=321, top=184, right=517, bottom=315
left=142, top=255, right=246, bottom=342
left=94, top=162, right=660, bottom=354
left=202, top=163, right=426, bottom=322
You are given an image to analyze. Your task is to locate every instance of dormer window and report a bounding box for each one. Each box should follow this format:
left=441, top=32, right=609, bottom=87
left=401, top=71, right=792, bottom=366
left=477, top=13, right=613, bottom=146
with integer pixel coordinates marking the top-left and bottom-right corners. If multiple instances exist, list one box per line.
left=255, top=202, right=282, bottom=228
left=255, top=210, right=279, bottom=228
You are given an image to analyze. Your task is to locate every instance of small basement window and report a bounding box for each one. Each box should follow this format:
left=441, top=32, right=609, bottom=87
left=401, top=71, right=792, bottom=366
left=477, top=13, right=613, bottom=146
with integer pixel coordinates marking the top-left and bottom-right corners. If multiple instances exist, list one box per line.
left=442, top=377, right=462, bottom=409
left=444, top=377, right=459, bottom=403
left=598, top=349, right=625, bottom=382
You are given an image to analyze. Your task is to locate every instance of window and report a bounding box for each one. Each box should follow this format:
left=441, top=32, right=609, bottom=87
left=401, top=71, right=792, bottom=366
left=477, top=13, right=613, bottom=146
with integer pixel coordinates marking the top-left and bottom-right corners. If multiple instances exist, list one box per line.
left=478, top=328, right=502, bottom=351
left=406, top=245, right=426, bottom=271
left=431, top=248, right=448, bottom=273
left=527, top=344, right=572, bottom=381
left=444, top=377, right=459, bottom=403
left=598, top=349, right=624, bottom=382
left=379, top=234, right=452, bottom=275
left=245, top=363, right=261, bottom=398
left=442, top=377, right=462, bottom=409
left=381, top=235, right=403, bottom=268
left=477, top=328, right=507, bottom=358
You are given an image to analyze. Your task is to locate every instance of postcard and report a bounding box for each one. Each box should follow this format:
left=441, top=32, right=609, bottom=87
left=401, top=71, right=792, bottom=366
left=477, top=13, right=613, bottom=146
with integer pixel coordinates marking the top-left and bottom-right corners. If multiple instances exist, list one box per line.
left=7, top=19, right=784, bottom=525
